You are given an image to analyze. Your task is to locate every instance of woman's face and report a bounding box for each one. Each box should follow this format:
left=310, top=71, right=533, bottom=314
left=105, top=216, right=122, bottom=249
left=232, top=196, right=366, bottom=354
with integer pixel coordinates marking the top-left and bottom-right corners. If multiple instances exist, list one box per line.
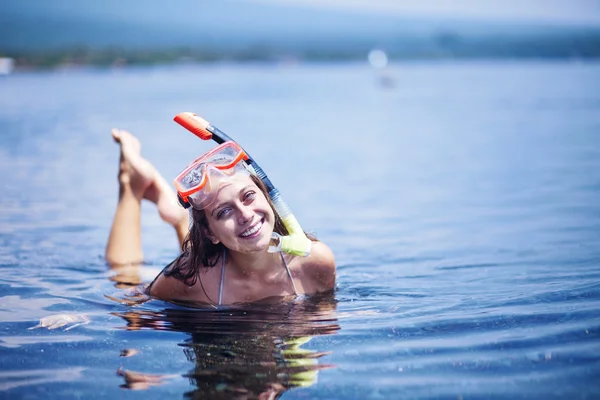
left=204, top=174, right=275, bottom=253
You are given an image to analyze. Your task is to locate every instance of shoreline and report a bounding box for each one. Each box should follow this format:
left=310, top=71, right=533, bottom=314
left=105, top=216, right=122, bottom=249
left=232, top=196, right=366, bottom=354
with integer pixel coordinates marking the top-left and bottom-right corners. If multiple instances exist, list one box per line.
left=5, top=50, right=600, bottom=71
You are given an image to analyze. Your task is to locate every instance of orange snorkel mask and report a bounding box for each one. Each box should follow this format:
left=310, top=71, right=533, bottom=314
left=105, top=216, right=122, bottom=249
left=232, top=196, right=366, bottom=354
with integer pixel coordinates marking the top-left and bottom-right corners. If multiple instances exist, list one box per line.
left=174, top=141, right=250, bottom=210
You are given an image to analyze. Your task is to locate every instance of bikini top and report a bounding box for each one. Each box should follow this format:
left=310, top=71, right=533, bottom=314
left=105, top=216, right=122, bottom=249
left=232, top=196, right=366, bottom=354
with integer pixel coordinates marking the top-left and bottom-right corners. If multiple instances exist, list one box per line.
left=218, top=248, right=298, bottom=306
left=148, top=250, right=299, bottom=306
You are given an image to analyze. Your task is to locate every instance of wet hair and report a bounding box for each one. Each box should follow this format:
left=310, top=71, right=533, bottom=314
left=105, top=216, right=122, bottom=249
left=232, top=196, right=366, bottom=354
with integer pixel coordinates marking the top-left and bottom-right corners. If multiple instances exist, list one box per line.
left=166, top=174, right=310, bottom=287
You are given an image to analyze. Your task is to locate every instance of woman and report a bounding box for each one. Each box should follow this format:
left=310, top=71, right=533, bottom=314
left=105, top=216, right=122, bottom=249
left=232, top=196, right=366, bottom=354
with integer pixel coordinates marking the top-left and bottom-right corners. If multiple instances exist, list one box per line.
left=106, top=129, right=336, bottom=306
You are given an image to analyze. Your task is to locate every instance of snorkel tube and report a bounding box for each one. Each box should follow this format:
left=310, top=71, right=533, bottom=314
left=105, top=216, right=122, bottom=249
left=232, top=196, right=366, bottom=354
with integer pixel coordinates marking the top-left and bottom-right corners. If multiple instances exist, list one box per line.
left=174, top=112, right=312, bottom=257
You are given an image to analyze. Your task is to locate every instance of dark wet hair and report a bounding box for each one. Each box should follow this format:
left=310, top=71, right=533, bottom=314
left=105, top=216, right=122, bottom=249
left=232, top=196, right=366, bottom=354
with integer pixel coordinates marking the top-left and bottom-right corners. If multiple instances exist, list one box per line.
left=166, top=174, right=298, bottom=286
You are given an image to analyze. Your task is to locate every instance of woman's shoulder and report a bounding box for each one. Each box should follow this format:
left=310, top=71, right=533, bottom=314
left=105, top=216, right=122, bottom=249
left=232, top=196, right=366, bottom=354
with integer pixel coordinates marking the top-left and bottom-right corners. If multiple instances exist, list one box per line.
left=293, top=241, right=336, bottom=291
left=148, top=257, right=218, bottom=302
left=147, top=270, right=193, bottom=300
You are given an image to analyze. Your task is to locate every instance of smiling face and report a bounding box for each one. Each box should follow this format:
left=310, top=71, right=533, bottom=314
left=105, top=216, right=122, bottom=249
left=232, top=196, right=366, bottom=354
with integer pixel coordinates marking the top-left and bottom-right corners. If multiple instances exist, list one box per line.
left=203, top=174, right=275, bottom=253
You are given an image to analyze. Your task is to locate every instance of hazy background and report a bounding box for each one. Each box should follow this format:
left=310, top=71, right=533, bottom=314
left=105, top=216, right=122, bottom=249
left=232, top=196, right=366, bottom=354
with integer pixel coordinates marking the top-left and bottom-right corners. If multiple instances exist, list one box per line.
left=1, top=0, right=600, bottom=67
left=1, top=1, right=600, bottom=398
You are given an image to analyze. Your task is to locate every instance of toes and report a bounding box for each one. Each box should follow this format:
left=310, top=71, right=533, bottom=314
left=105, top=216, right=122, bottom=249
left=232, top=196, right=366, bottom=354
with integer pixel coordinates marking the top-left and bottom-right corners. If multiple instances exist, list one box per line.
left=112, top=128, right=122, bottom=142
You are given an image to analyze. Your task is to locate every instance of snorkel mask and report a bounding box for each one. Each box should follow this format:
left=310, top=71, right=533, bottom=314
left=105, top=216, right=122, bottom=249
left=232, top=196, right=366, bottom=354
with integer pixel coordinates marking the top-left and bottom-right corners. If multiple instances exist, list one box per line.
left=174, top=141, right=250, bottom=210
left=173, top=112, right=312, bottom=257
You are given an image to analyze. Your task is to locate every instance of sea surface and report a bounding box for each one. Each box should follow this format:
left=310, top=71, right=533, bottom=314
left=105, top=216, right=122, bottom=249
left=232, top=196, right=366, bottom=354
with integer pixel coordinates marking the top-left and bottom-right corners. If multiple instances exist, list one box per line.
left=0, top=61, right=599, bottom=399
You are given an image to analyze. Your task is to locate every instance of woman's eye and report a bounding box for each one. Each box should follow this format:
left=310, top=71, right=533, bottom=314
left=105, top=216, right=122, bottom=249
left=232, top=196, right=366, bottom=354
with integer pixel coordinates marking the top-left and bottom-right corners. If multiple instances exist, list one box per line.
left=243, top=191, right=256, bottom=202
left=216, top=208, right=232, bottom=219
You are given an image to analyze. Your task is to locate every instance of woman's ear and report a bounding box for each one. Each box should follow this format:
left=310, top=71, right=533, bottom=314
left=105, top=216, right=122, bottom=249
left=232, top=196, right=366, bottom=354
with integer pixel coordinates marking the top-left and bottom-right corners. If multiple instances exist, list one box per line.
left=209, top=234, right=220, bottom=245
left=202, top=226, right=220, bottom=245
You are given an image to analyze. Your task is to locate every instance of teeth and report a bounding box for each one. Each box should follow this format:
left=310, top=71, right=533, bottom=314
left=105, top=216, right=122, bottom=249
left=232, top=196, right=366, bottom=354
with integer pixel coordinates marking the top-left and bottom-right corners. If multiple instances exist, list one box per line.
left=241, top=221, right=262, bottom=237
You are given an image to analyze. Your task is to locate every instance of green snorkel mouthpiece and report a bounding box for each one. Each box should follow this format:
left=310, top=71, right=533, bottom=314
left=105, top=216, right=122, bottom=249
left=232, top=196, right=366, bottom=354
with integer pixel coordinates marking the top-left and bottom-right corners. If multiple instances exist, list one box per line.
left=174, top=112, right=312, bottom=257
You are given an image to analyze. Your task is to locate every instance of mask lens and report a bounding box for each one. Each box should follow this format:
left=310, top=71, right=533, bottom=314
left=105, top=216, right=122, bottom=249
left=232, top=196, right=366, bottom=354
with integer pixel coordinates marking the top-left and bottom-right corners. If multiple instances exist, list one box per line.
left=178, top=163, right=207, bottom=192
left=187, top=176, right=214, bottom=209
left=174, top=141, right=248, bottom=209
left=187, top=163, right=251, bottom=210
left=205, top=144, right=241, bottom=168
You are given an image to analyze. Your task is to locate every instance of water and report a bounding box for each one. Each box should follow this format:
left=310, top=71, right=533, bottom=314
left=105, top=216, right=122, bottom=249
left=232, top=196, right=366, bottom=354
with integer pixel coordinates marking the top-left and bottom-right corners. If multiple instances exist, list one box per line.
left=1, top=61, right=599, bottom=399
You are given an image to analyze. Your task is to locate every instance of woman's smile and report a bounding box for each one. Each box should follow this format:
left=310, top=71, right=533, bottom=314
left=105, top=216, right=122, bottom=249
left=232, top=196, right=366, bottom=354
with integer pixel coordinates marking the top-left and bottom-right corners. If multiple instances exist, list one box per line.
left=239, top=218, right=264, bottom=238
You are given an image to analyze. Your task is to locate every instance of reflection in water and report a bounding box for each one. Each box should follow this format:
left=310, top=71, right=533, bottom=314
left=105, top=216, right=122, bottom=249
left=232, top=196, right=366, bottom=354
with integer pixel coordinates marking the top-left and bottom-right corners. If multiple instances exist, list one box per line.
left=108, top=263, right=144, bottom=289
left=119, top=349, right=139, bottom=358
left=113, top=294, right=339, bottom=398
left=117, top=367, right=178, bottom=391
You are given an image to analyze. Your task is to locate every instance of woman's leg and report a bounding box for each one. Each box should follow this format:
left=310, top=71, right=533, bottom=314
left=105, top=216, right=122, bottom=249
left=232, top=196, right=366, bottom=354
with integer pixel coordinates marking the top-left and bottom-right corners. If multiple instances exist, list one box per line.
left=105, top=129, right=154, bottom=265
left=105, top=129, right=189, bottom=266
left=141, top=163, right=189, bottom=248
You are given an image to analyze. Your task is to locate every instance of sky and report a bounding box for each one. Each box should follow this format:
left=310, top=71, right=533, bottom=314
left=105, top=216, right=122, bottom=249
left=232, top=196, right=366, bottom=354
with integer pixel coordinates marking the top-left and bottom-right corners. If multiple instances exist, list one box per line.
left=2, top=0, right=599, bottom=58
left=248, top=0, right=600, bottom=25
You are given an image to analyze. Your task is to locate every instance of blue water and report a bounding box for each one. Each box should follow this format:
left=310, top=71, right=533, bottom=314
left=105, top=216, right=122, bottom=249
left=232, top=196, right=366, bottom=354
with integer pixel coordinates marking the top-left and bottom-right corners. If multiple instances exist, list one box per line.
left=0, top=61, right=599, bottom=399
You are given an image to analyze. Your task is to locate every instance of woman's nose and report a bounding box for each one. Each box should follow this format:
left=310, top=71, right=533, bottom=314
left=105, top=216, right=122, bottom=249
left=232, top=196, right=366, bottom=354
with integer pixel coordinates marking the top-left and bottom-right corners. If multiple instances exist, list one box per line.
left=237, top=204, right=254, bottom=224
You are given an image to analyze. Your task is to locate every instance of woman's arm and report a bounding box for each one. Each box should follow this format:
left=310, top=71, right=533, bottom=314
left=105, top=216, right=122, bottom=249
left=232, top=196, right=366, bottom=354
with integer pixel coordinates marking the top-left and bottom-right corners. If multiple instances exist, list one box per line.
left=302, top=241, right=336, bottom=292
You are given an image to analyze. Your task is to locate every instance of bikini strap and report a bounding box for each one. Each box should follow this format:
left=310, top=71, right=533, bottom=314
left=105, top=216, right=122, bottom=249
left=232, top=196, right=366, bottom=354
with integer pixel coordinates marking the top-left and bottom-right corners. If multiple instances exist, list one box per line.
left=280, top=252, right=298, bottom=296
left=218, top=248, right=226, bottom=306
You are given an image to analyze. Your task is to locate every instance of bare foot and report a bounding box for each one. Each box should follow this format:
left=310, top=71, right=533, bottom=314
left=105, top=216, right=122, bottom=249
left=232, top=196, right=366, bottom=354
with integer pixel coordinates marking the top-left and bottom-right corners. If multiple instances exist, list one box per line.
left=112, top=129, right=154, bottom=200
